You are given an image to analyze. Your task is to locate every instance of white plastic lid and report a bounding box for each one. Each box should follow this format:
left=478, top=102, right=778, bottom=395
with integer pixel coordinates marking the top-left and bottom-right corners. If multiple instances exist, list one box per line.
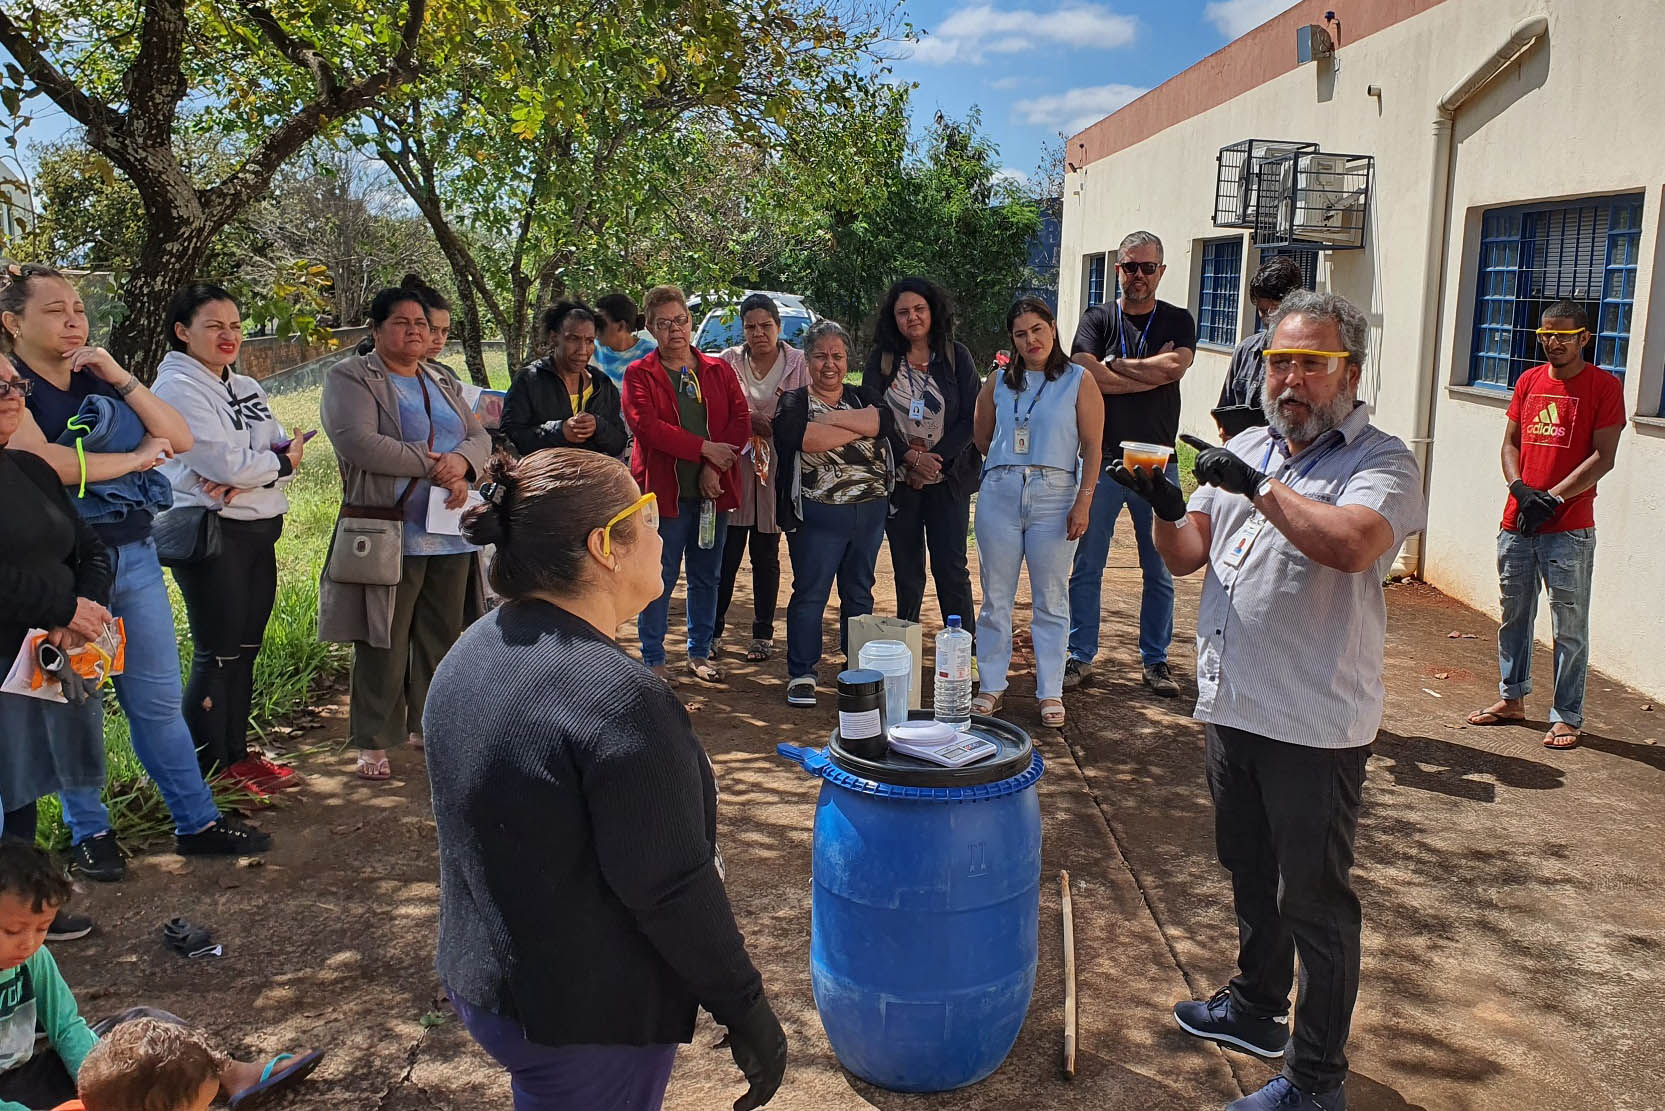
left=888, top=719, right=959, bottom=747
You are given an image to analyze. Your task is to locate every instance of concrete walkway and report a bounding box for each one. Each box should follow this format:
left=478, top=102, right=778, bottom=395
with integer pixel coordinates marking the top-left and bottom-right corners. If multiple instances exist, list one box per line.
left=58, top=534, right=1664, bottom=1110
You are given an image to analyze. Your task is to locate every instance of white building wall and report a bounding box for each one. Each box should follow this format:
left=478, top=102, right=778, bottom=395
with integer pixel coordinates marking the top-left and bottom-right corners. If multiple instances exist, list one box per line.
left=1058, top=0, right=1665, bottom=699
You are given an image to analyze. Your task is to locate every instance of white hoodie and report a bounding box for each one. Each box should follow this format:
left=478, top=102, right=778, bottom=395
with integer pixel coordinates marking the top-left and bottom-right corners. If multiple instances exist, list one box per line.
left=152, top=350, right=292, bottom=522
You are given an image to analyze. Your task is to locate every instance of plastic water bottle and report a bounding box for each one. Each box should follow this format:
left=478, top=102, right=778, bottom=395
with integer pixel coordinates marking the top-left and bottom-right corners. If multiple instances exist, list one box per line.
left=698, top=499, right=716, bottom=549
left=933, top=616, right=973, bottom=729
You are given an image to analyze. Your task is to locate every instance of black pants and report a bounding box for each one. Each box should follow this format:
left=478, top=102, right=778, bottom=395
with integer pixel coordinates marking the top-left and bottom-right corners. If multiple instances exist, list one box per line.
left=886, top=482, right=976, bottom=644
left=715, top=525, right=781, bottom=641
left=1205, top=723, right=1368, bottom=1093
left=1, top=802, right=36, bottom=843
left=171, top=515, right=283, bottom=776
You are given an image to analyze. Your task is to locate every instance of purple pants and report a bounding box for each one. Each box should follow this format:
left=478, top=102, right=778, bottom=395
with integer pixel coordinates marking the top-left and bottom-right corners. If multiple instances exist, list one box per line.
left=452, top=995, right=678, bottom=1111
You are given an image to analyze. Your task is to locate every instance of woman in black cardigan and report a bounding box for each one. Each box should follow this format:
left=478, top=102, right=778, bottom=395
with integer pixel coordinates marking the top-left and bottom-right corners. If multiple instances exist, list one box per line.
left=423, top=447, right=786, bottom=1111
left=0, top=354, right=113, bottom=939
left=860, top=276, right=982, bottom=644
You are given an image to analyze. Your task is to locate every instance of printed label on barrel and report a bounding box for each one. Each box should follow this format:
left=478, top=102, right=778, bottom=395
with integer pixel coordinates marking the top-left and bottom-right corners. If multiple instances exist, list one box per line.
left=839, top=708, right=882, bottom=740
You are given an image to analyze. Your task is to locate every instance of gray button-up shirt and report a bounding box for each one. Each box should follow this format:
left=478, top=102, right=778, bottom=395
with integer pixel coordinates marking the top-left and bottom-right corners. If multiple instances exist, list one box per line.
left=1187, top=402, right=1427, bottom=748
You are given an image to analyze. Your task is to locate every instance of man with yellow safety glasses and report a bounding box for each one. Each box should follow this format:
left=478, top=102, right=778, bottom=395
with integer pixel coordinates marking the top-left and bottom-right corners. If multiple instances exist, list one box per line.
left=1111, top=291, right=1425, bottom=1111
left=1465, top=299, right=1625, bottom=750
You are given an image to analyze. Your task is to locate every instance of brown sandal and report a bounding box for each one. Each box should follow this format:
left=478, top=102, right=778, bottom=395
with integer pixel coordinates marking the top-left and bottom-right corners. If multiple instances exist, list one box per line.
left=1039, top=699, right=1066, bottom=728
left=1466, top=702, right=1526, bottom=726
left=970, top=691, right=1004, bottom=715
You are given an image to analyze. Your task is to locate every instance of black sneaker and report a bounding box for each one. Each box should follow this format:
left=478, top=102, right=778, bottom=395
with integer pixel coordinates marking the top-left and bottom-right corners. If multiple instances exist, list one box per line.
left=1143, top=660, right=1180, bottom=698
left=1062, top=658, right=1092, bottom=690
left=176, top=817, right=272, bottom=857
left=71, top=831, right=125, bottom=883
left=1174, top=987, right=1289, bottom=1057
left=47, top=910, right=94, bottom=942
left=1228, top=1076, right=1347, bottom=1110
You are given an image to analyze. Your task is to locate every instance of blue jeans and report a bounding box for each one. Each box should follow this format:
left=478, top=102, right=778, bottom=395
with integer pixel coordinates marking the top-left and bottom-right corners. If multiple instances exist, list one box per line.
left=1067, top=460, right=1177, bottom=666
left=637, top=499, right=728, bottom=668
left=60, top=539, right=221, bottom=840
left=784, top=497, right=889, bottom=680
left=452, top=995, right=677, bottom=1111
left=975, top=467, right=1080, bottom=700
left=1496, top=527, right=1595, bottom=728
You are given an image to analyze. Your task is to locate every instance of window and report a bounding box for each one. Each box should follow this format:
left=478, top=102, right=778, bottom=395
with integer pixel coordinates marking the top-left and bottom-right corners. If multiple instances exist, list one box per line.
left=1197, top=239, right=1242, bottom=347
left=1469, top=193, right=1642, bottom=388
left=1085, top=254, right=1107, bottom=307
left=1259, top=247, right=1319, bottom=291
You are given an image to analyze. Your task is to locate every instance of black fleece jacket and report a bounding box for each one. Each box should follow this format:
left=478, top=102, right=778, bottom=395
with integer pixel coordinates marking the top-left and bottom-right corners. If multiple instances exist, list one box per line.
left=501, top=359, right=629, bottom=458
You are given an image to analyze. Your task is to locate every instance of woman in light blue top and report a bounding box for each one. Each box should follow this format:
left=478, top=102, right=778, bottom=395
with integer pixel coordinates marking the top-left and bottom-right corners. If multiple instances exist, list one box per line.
left=971, top=298, right=1103, bottom=728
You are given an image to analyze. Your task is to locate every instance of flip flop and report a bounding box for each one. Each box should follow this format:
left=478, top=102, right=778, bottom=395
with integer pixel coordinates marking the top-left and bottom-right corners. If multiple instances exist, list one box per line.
left=355, top=755, right=391, bottom=781
left=1543, top=727, right=1582, bottom=750
left=228, top=1050, right=325, bottom=1109
left=1466, top=708, right=1527, bottom=726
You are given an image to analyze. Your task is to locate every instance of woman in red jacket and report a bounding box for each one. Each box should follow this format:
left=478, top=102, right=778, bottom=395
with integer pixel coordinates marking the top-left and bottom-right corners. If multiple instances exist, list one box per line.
left=621, top=285, right=749, bottom=684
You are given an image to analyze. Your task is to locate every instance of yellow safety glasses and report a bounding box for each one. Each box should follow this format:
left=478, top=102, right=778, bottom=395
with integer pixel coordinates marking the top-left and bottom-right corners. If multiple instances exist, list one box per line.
left=1263, top=348, right=1350, bottom=378
left=1535, top=328, right=1587, bottom=345
left=600, top=492, right=659, bottom=556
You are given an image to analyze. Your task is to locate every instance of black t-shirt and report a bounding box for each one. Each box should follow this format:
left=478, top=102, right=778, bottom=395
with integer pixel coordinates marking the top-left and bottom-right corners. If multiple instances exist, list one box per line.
left=1070, top=299, right=1197, bottom=455
left=17, top=357, right=152, bottom=546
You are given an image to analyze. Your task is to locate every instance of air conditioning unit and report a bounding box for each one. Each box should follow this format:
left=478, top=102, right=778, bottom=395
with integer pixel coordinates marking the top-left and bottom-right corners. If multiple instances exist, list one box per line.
left=1213, top=139, right=1319, bottom=229
left=1253, top=151, right=1373, bottom=251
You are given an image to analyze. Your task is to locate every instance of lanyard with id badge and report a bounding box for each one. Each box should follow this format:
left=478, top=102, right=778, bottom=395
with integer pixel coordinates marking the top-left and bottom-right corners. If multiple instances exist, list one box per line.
left=1219, top=438, right=1335, bottom=570
left=905, top=358, right=928, bottom=423
left=1010, top=375, right=1048, bottom=455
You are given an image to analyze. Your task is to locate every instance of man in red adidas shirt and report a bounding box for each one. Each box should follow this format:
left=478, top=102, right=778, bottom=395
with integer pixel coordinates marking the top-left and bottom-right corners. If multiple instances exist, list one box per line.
left=1467, top=300, right=1625, bottom=749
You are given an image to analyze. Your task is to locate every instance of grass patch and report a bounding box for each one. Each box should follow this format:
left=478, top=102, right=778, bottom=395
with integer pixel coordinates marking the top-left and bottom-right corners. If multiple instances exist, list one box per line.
left=36, top=385, right=348, bottom=850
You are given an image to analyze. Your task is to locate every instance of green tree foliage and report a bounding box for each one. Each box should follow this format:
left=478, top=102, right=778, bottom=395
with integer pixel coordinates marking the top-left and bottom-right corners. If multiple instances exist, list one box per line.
left=364, top=0, right=905, bottom=383
left=767, top=109, right=1042, bottom=364
left=0, top=0, right=456, bottom=376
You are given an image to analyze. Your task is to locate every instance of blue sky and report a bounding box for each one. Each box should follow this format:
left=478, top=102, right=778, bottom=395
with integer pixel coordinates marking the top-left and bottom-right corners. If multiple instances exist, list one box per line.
left=890, top=0, right=1298, bottom=186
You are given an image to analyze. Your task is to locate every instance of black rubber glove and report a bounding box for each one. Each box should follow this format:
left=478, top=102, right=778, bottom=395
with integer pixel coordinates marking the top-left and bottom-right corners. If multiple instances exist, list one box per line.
left=1180, top=433, right=1269, bottom=498
left=1510, top=479, right=1561, bottom=535
left=726, top=995, right=787, bottom=1111
left=1110, top=461, right=1188, bottom=522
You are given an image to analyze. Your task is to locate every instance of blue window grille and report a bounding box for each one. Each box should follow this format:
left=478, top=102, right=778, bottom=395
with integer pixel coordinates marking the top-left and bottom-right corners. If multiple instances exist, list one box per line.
left=1468, top=193, right=1642, bottom=388
left=1197, top=239, right=1242, bottom=347
left=1085, top=254, right=1107, bottom=307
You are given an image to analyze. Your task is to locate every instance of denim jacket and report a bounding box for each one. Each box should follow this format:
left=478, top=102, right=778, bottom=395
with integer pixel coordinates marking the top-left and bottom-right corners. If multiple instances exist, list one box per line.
left=53, top=395, right=173, bottom=526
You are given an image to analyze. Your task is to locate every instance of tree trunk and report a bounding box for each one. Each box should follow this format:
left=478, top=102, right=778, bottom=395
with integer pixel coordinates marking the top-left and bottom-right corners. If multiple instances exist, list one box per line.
left=437, top=246, right=488, bottom=387
left=108, top=213, right=216, bottom=381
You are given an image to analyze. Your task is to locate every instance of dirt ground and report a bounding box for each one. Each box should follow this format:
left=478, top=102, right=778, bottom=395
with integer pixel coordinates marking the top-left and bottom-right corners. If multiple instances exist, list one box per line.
left=57, top=528, right=1665, bottom=1111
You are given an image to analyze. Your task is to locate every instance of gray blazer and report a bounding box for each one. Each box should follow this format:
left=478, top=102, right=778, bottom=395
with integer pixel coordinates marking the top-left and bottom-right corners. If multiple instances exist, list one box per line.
left=317, top=352, right=493, bottom=648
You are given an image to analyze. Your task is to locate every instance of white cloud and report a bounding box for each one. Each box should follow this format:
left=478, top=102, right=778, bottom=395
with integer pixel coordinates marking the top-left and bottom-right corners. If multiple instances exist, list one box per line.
left=902, top=3, right=1136, bottom=66
left=994, top=167, right=1030, bottom=186
left=989, top=76, right=1027, bottom=91
left=1203, top=0, right=1299, bottom=40
left=1012, top=82, right=1148, bottom=134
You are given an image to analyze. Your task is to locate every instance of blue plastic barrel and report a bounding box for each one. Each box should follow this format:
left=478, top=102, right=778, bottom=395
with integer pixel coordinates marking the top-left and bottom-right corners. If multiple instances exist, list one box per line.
left=777, top=734, right=1043, bottom=1092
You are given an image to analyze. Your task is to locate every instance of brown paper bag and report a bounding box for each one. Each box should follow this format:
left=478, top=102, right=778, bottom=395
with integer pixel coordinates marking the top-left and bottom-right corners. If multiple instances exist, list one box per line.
left=847, top=615, right=924, bottom=709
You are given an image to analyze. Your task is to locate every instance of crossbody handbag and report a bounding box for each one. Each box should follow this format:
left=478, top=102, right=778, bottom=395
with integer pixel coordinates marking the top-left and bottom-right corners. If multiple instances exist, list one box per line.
left=152, top=505, right=222, bottom=567
left=327, top=371, right=436, bottom=587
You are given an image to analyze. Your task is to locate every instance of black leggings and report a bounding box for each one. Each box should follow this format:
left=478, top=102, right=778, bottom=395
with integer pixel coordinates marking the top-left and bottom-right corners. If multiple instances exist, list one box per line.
left=715, top=525, right=782, bottom=641
left=171, top=515, right=283, bottom=776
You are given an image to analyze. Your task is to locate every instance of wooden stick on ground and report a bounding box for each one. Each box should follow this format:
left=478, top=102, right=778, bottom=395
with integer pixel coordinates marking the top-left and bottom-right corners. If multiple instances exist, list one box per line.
left=1061, top=869, right=1077, bottom=1079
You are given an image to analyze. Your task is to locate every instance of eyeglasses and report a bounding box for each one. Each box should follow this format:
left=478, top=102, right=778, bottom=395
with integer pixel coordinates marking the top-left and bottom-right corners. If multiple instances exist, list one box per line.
left=1118, top=261, right=1161, bottom=276
left=0, top=378, right=32, bottom=400
left=1264, top=348, right=1350, bottom=378
left=600, top=493, right=659, bottom=556
left=1535, top=328, right=1586, bottom=346
left=652, top=314, right=691, bottom=331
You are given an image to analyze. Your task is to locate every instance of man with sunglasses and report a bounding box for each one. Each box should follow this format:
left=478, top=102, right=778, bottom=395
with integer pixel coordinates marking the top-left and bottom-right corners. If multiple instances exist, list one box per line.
left=1466, top=300, right=1625, bottom=751
left=1114, top=291, right=1425, bottom=1111
left=1065, top=230, right=1196, bottom=697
